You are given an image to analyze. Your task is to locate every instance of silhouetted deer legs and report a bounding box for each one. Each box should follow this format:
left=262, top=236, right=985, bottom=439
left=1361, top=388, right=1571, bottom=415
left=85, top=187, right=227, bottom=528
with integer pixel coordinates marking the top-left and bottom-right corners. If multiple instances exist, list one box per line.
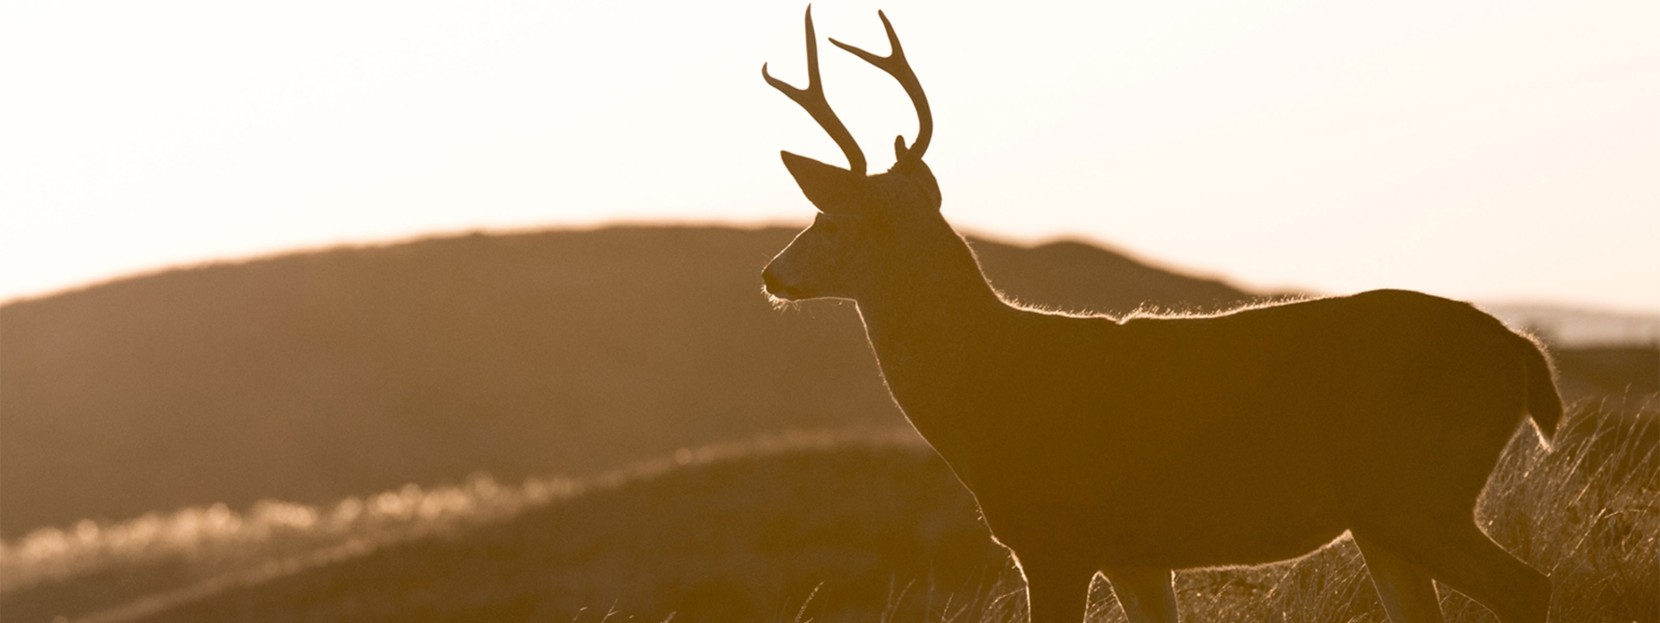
left=1104, top=567, right=1179, bottom=623
left=1355, top=534, right=1445, bottom=622
left=1356, top=522, right=1551, bottom=623
left=1020, top=560, right=1179, bottom=623
left=1416, top=523, right=1550, bottom=623
left=1019, top=560, right=1091, bottom=623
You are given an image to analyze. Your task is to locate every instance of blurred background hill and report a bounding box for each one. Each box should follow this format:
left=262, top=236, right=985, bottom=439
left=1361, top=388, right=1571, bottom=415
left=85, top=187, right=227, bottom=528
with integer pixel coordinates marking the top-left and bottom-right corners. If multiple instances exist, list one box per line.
left=3, top=435, right=1012, bottom=623
left=3, top=225, right=1655, bottom=621
left=1484, top=303, right=1660, bottom=347
left=1, top=225, right=1259, bottom=538
left=4, top=226, right=1654, bottom=538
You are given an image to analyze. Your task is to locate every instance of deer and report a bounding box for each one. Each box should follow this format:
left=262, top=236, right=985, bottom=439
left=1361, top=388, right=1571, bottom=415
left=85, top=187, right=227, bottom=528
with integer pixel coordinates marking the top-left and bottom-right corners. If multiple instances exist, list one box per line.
left=758, top=8, right=1561, bottom=623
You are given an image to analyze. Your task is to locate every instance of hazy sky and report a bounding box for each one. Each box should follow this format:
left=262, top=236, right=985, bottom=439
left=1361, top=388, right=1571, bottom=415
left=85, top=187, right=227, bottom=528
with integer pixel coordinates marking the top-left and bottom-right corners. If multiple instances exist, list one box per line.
left=3, top=0, right=1657, bottom=312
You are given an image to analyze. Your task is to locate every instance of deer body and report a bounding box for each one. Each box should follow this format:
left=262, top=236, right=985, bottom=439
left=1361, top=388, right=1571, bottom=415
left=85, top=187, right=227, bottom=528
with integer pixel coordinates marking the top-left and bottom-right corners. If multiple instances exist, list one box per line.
left=866, top=278, right=1547, bottom=568
left=760, top=9, right=1558, bottom=623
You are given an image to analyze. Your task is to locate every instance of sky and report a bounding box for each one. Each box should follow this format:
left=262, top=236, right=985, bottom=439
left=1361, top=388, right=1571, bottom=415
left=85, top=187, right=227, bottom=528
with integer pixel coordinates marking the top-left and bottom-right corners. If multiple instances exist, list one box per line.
left=2, top=0, right=1657, bottom=313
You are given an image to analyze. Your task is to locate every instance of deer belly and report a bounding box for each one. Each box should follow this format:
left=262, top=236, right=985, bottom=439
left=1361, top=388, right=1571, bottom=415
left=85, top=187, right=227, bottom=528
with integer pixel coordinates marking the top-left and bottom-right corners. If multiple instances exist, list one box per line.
left=1096, top=483, right=1346, bottom=568
left=970, top=441, right=1345, bottom=569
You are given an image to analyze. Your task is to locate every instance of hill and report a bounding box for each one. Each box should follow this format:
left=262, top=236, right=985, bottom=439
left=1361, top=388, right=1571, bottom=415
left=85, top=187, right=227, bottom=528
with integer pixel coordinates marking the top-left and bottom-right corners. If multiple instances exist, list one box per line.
left=4, top=397, right=1654, bottom=622
left=1484, top=303, right=1660, bottom=346
left=0, top=432, right=1011, bottom=623
left=0, top=226, right=1255, bottom=537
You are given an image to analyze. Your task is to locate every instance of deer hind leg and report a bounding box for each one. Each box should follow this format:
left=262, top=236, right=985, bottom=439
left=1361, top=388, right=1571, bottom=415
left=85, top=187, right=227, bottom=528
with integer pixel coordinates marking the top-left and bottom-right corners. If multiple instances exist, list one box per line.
left=1102, top=567, right=1179, bottom=623
left=1358, top=522, right=1550, bottom=623
left=1422, top=522, right=1550, bottom=623
left=1017, top=557, right=1094, bottom=623
left=1353, top=534, right=1444, bottom=623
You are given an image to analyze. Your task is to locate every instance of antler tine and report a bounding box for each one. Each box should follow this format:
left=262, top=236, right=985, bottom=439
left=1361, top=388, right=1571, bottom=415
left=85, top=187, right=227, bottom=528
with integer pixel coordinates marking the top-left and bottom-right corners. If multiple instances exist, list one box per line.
left=762, top=7, right=868, bottom=175
left=829, top=10, right=932, bottom=166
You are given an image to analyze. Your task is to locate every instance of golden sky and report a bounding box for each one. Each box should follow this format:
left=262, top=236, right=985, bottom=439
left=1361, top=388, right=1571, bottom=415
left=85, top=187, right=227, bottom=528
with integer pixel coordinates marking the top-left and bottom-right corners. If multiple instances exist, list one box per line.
left=3, top=0, right=1656, bottom=312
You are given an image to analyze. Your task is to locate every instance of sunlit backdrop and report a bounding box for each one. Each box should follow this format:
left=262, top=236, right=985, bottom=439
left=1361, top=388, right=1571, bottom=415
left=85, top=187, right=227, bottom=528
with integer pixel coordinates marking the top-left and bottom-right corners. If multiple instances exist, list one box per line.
left=3, top=0, right=1656, bottom=312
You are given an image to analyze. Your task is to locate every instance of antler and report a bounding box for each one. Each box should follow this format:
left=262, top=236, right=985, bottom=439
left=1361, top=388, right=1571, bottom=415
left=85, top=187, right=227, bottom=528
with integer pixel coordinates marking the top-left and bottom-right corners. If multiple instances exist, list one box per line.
left=830, top=10, right=931, bottom=168
left=762, top=7, right=868, bottom=176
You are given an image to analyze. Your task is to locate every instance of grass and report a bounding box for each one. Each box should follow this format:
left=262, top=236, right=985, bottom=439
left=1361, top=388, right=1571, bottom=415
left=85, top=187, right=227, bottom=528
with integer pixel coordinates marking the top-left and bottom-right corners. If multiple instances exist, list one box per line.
left=2, top=399, right=1654, bottom=622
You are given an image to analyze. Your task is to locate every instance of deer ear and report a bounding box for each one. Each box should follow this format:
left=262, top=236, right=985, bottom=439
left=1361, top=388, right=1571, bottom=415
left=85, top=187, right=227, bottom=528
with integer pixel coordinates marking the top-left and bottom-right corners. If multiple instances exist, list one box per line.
left=782, top=151, right=862, bottom=214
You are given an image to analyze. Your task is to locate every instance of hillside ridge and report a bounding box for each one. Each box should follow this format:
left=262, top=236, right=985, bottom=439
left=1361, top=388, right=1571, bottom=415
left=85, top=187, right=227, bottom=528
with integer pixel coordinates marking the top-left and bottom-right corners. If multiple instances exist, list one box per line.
left=0, top=225, right=1253, bottom=537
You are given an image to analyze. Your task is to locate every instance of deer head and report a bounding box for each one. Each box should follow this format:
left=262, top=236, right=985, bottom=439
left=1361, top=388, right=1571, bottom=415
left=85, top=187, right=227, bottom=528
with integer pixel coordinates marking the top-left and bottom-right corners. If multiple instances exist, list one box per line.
left=761, top=8, right=958, bottom=304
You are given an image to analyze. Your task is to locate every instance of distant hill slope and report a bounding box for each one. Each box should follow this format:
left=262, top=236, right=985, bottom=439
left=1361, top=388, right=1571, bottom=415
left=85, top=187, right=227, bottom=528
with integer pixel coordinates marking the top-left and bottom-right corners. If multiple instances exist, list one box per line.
left=4, top=435, right=1009, bottom=623
left=0, top=226, right=1254, bottom=537
left=1484, top=303, right=1660, bottom=346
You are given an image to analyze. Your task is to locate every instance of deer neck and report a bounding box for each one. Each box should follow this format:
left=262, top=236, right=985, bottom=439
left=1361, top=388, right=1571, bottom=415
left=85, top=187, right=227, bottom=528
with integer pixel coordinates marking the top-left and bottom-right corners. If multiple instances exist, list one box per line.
left=862, top=232, right=999, bottom=329
left=858, top=275, right=1002, bottom=355
left=852, top=238, right=1008, bottom=432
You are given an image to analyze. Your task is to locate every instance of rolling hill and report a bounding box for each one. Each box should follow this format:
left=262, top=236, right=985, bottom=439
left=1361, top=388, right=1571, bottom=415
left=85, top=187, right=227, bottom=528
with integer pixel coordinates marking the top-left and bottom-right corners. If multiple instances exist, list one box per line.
left=0, top=226, right=1255, bottom=537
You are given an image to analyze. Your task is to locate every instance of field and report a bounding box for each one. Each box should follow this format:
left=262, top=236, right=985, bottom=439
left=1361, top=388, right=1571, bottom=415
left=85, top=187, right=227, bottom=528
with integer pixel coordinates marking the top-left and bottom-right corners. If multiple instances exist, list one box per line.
left=3, top=396, right=1654, bottom=622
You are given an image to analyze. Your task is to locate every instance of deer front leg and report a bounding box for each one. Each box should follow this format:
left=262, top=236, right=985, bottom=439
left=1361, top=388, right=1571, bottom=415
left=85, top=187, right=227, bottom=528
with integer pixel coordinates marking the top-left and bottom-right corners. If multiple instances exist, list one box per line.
left=1018, top=557, right=1094, bottom=623
left=1102, top=567, right=1179, bottom=623
left=1354, top=534, right=1445, bottom=623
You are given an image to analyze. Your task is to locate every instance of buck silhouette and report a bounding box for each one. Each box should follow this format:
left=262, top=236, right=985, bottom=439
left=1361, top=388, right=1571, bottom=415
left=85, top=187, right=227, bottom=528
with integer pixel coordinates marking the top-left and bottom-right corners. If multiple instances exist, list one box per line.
left=759, top=9, right=1559, bottom=623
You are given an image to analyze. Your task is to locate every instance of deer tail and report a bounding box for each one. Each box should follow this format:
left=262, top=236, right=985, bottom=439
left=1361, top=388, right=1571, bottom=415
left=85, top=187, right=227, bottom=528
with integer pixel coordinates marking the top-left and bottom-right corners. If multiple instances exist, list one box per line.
left=1515, top=332, right=1564, bottom=449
